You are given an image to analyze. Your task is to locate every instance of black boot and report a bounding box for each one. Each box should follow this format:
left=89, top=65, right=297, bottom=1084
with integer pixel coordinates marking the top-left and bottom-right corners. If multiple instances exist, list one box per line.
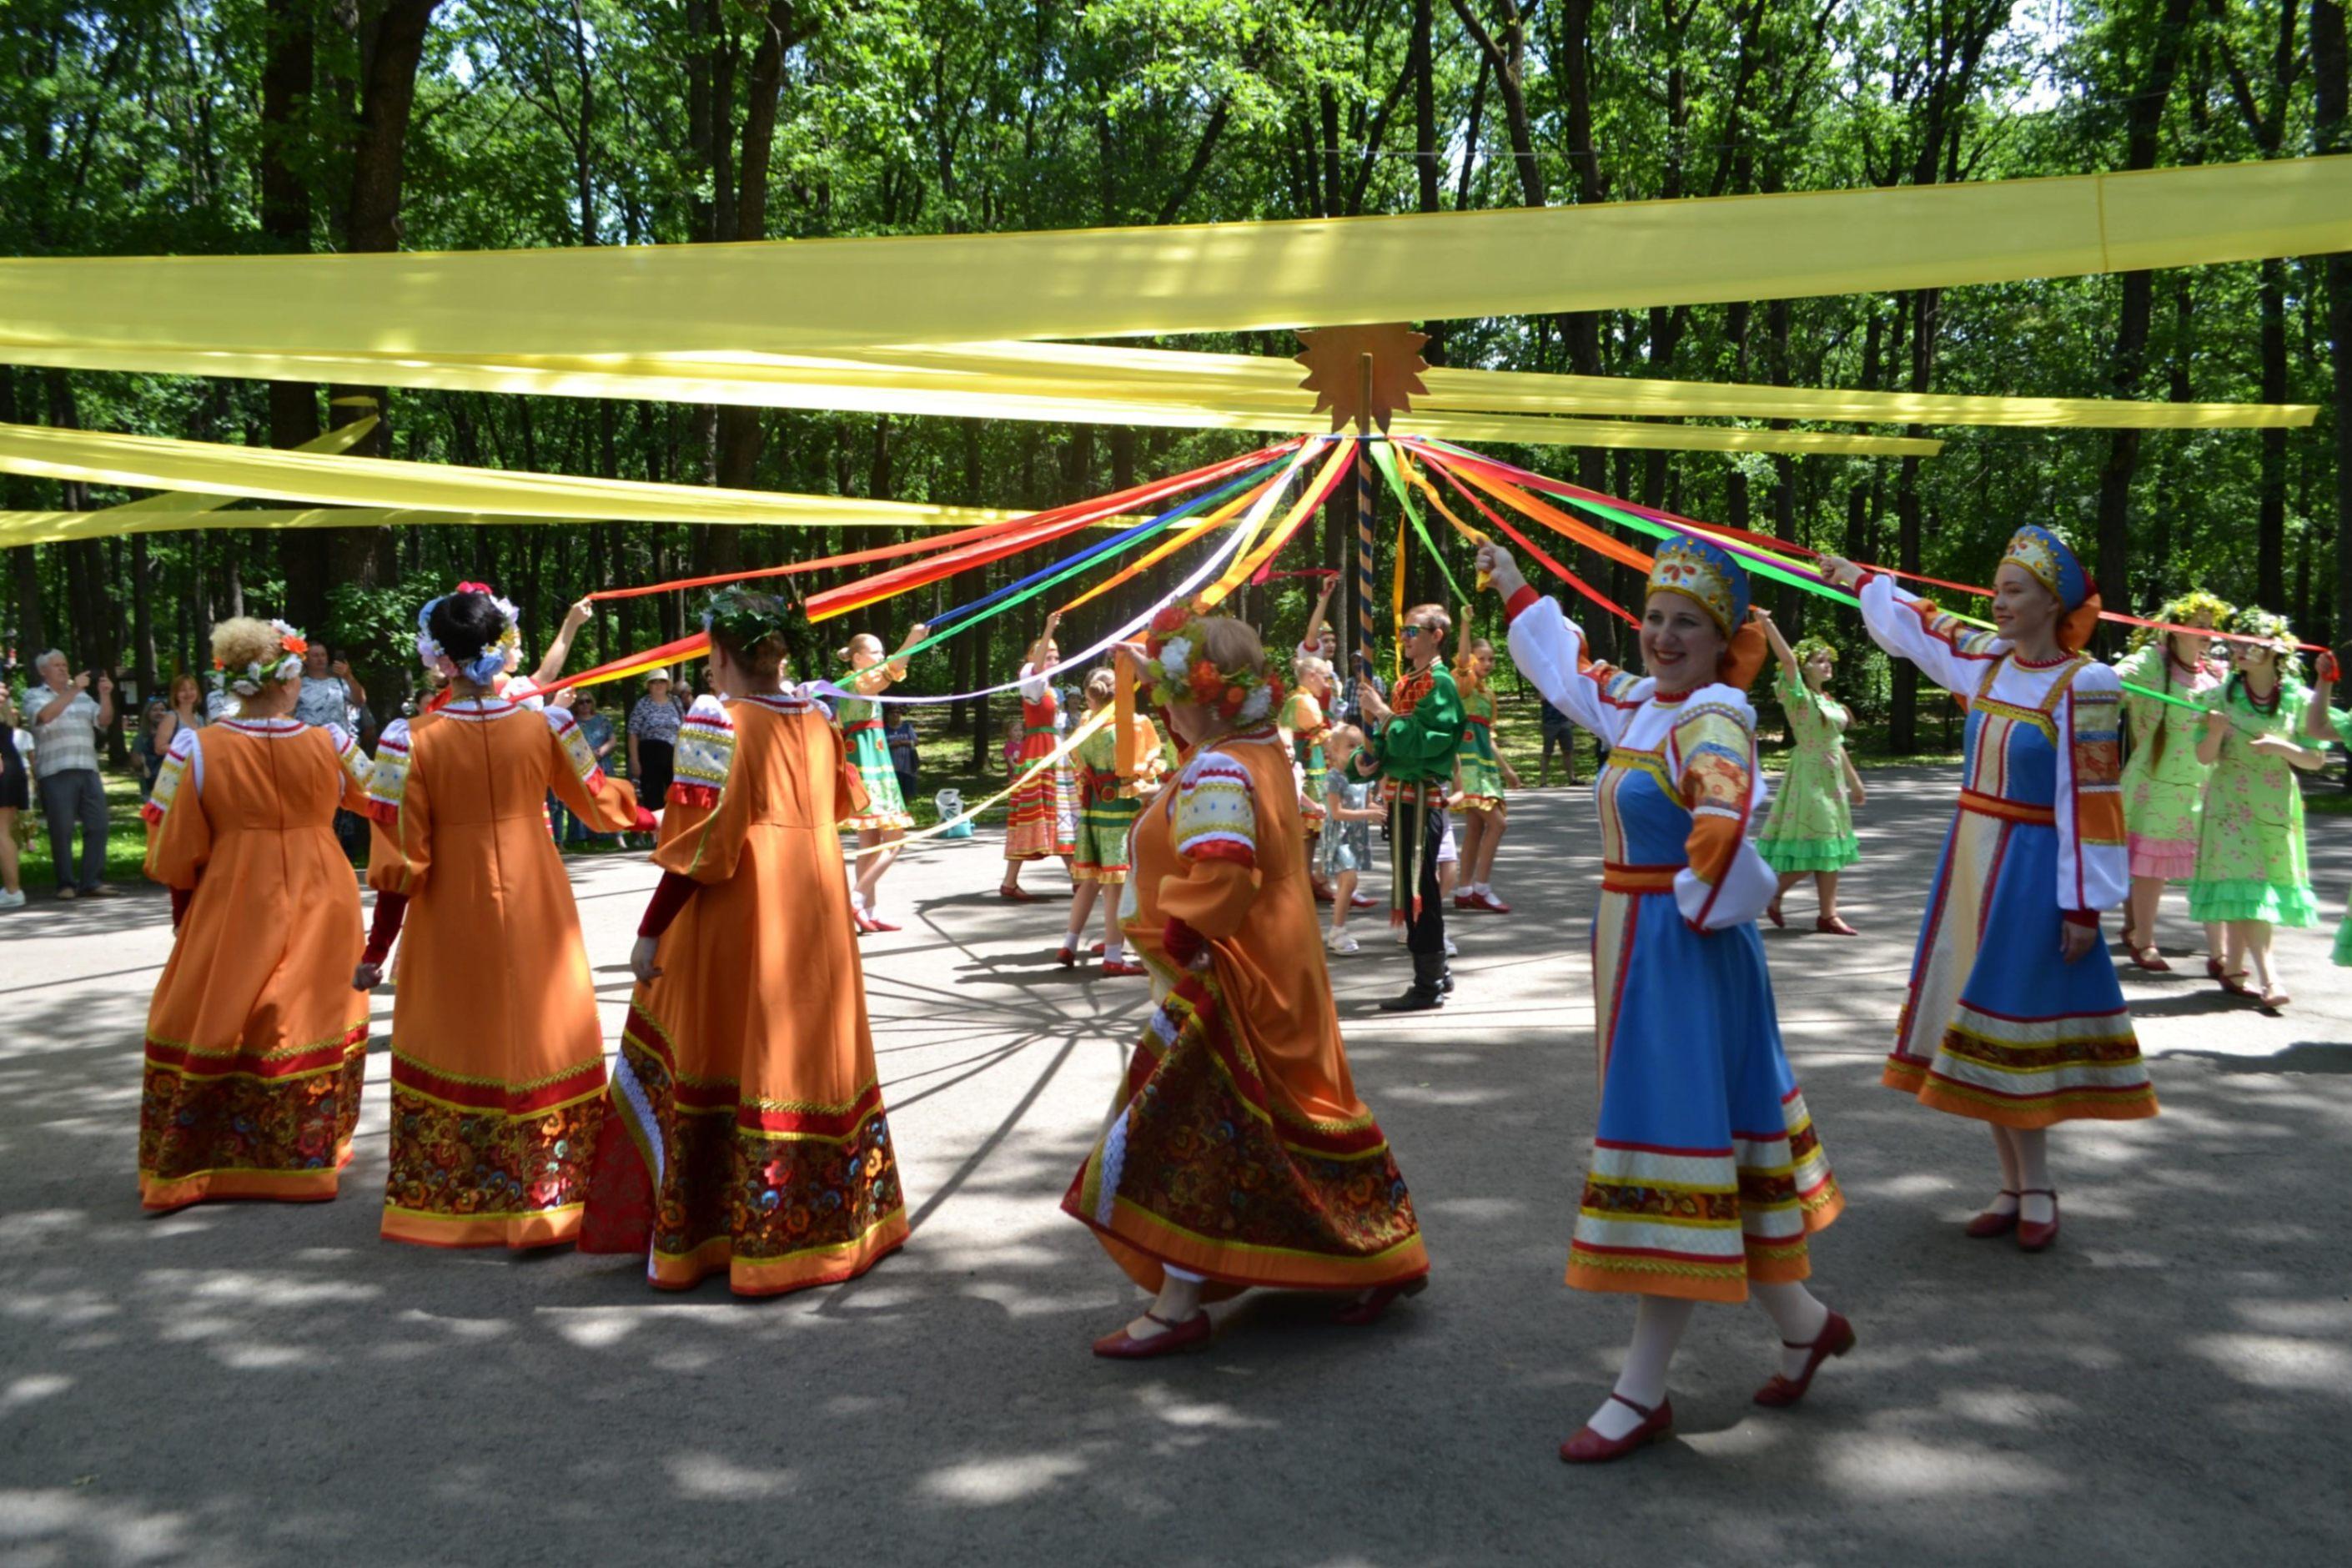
left=1379, top=950, right=1448, bottom=1012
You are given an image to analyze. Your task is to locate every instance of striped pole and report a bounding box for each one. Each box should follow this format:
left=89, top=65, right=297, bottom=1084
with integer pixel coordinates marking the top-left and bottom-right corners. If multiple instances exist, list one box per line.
left=1354, top=353, right=1377, bottom=691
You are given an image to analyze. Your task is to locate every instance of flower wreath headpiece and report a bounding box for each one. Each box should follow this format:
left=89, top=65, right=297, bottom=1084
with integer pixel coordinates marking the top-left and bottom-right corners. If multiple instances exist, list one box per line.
left=415, top=581, right=521, bottom=686
left=701, top=585, right=811, bottom=669
left=1142, top=596, right=1284, bottom=728
left=2230, top=606, right=2299, bottom=660
left=2128, top=589, right=2237, bottom=655
left=1791, top=635, right=1838, bottom=669
left=215, top=619, right=309, bottom=696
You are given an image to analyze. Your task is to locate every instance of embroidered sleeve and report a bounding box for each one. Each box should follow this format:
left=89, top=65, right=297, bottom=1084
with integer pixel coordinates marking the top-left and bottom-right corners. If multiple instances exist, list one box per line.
left=325, top=722, right=374, bottom=814
left=1501, top=589, right=1641, bottom=744
left=366, top=719, right=413, bottom=827
left=668, top=695, right=737, bottom=811
left=1172, top=749, right=1256, bottom=866
left=545, top=706, right=607, bottom=791
left=142, top=728, right=209, bottom=888
left=368, top=723, right=431, bottom=897
left=1668, top=692, right=1775, bottom=932
left=1159, top=746, right=1264, bottom=942
left=1857, top=574, right=2005, bottom=699
left=2055, top=661, right=2128, bottom=913
left=141, top=724, right=200, bottom=827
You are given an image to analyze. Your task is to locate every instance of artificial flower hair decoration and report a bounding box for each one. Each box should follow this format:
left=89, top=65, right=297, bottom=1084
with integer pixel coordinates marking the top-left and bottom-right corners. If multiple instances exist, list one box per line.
left=2229, top=606, right=2300, bottom=664
left=1791, top=635, right=1838, bottom=671
left=415, top=580, right=522, bottom=686
left=2128, top=589, right=2236, bottom=654
left=700, top=585, right=811, bottom=671
left=1141, top=596, right=1285, bottom=729
left=214, top=619, right=309, bottom=696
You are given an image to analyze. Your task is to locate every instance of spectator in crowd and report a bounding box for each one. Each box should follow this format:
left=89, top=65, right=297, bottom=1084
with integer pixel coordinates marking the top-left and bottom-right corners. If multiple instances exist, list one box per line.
left=626, top=670, right=686, bottom=844
left=887, top=714, right=920, bottom=802
left=0, top=688, right=28, bottom=909
left=294, top=643, right=366, bottom=731
left=1538, top=696, right=1579, bottom=787
left=555, top=691, right=620, bottom=845
left=24, top=649, right=115, bottom=899
left=148, top=674, right=208, bottom=798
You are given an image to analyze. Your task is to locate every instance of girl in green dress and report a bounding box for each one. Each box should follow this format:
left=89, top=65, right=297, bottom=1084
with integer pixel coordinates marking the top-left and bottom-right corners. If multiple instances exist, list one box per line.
left=2110, top=591, right=2231, bottom=975
left=1452, top=627, right=1521, bottom=913
left=837, top=623, right=927, bottom=932
left=2188, top=610, right=2326, bottom=1008
left=1755, top=612, right=1865, bottom=934
left=2300, top=653, right=2350, bottom=967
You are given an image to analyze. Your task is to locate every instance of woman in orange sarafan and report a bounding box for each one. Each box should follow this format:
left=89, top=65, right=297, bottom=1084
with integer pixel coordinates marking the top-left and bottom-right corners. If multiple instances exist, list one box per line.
left=138, top=615, right=375, bottom=1211
left=578, top=587, right=908, bottom=1294
left=354, top=584, right=653, bottom=1249
left=1063, top=606, right=1429, bottom=1359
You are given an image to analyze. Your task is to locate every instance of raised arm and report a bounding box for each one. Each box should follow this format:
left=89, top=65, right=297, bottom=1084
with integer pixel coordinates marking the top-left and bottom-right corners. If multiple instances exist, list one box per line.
left=530, top=598, right=596, bottom=691
left=1479, top=543, right=1639, bottom=744
left=856, top=623, right=929, bottom=696
left=1819, top=555, right=2004, bottom=699
left=1299, top=573, right=1337, bottom=656
left=1756, top=606, right=1803, bottom=691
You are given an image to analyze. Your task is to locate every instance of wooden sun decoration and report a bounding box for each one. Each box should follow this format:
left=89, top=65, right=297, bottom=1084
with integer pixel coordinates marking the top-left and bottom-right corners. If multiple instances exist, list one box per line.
left=1293, top=324, right=1430, bottom=434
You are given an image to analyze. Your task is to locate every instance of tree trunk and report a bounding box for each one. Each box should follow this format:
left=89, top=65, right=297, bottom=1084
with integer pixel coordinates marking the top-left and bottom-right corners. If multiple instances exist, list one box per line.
left=2092, top=0, right=2195, bottom=636
left=2317, top=2, right=2351, bottom=656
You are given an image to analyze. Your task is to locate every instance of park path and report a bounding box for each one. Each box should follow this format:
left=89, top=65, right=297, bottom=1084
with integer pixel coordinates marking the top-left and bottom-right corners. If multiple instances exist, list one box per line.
left=1, top=767, right=2345, bottom=1565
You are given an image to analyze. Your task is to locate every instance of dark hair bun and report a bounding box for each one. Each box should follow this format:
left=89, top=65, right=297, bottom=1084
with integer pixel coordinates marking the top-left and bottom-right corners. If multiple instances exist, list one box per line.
left=428, top=591, right=508, bottom=663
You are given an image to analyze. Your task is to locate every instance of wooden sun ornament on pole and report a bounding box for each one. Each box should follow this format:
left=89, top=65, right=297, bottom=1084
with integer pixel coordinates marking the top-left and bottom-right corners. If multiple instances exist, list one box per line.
left=1294, top=324, right=1429, bottom=690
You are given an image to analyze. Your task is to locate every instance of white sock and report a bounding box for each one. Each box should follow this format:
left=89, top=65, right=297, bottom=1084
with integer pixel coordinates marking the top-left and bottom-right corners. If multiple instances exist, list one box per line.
left=1587, top=1296, right=1694, bottom=1440
left=1751, top=1281, right=1832, bottom=1380
left=1063, top=920, right=1085, bottom=947
left=1103, top=937, right=1124, bottom=963
left=850, top=887, right=867, bottom=912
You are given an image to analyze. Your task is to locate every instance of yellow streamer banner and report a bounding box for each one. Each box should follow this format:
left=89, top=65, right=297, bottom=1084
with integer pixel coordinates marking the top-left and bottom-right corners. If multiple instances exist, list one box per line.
left=0, top=341, right=1952, bottom=454
left=1, top=158, right=2341, bottom=359
left=0, top=421, right=1099, bottom=538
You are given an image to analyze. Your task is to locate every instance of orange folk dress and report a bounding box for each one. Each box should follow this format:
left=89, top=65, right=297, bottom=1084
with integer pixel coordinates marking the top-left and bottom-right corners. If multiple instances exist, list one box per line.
left=365, top=696, right=644, bottom=1248
left=138, top=718, right=376, bottom=1211
left=1063, top=722, right=1429, bottom=1295
left=579, top=691, right=909, bottom=1294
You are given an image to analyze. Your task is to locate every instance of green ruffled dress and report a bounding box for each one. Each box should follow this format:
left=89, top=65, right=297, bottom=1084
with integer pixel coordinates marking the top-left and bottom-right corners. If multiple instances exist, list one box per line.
left=2186, top=678, right=2316, bottom=927
left=1756, top=668, right=1859, bottom=874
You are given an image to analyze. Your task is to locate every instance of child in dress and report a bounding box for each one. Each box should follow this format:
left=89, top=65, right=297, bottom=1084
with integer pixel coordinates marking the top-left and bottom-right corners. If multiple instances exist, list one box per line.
left=1319, top=722, right=1382, bottom=954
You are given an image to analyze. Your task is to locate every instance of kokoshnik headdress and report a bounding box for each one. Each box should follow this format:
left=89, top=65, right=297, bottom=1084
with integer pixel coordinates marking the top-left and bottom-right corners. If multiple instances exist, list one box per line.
left=1646, top=533, right=1767, bottom=690
left=416, top=581, right=522, bottom=686
left=1999, top=525, right=2103, bottom=653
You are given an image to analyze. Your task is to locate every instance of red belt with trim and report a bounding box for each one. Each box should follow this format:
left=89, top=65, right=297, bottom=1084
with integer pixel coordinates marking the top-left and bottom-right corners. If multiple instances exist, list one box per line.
left=1601, top=862, right=1680, bottom=894
left=1959, top=789, right=2054, bottom=826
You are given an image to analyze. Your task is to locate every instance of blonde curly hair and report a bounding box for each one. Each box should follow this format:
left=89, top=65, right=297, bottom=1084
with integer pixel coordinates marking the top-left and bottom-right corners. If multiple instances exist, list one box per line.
left=210, top=616, right=294, bottom=684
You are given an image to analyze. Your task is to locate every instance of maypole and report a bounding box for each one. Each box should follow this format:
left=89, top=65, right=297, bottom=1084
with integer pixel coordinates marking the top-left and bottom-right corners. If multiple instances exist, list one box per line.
left=1293, top=325, right=1431, bottom=691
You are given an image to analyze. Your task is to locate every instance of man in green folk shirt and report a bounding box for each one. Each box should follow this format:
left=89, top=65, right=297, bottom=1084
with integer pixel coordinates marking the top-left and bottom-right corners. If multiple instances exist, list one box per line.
left=1350, top=602, right=1464, bottom=1013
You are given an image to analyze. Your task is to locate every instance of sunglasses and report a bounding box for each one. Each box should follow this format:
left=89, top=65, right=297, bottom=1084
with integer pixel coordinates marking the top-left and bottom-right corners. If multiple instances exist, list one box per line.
left=1400, top=624, right=1438, bottom=640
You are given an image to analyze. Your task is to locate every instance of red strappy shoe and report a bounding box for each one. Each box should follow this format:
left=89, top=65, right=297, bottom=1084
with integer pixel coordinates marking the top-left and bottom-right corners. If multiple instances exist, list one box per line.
left=1765, top=899, right=1786, bottom=929
left=851, top=907, right=882, bottom=935
left=1559, top=1394, right=1674, bottom=1464
left=1754, top=1309, right=1856, bottom=1407
left=865, top=914, right=902, bottom=932
left=1816, top=914, right=1858, bottom=936
left=1101, top=959, right=1147, bottom=977
left=1334, top=1274, right=1429, bottom=1326
left=1055, top=943, right=1077, bottom=968
left=2016, top=1190, right=2060, bottom=1253
left=998, top=882, right=1036, bottom=903
left=1964, top=1190, right=2021, bottom=1239
left=1091, top=1310, right=1211, bottom=1359
left=1470, top=891, right=1513, bottom=914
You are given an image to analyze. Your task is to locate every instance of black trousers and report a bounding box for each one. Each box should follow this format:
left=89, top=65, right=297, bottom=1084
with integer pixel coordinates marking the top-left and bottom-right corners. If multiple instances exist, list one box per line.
left=1388, top=793, right=1448, bottom=961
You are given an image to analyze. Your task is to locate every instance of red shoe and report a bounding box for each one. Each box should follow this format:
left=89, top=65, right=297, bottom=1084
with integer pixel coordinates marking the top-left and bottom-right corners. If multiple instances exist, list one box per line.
left=1453, top=892, right=1475, bottom=909
left=1055, top=943, right=1078, bottom=968
left=998, top=883, right=1036, bottom=903
left=851, top=907, right=882, bottom=934
left=1090, top=942, right=1105, bottom=955
left=1765, top=899, right=1786, bottom=929
left=2016, top=1190, right=2060, bottom=1253
left=866, top=915, right=902, bottom=932
left=2128, top=944, right=2172, bottom=972
left=1101, top=959, right=1147, bottom=977
left=1754, top=1309, right=1856, bottom=1407
left=2205, top=956, right=2226, bottom=981
left=1350, top=892, right=1379, bottom=909
left=1816, top=915, right=1858, bottom=936
left=1964, top=1191, right=2021, bottom=1239
left=1559, top=1394, right=1673, bottom=1464
left=2219, top=971, right=2255, bottom=998
left=1334, top=1274, right=1428, bottom=1326
left=1473, top=891, right=1512, bottom=914
left=1092, top=1309, right=1210, bottom=1359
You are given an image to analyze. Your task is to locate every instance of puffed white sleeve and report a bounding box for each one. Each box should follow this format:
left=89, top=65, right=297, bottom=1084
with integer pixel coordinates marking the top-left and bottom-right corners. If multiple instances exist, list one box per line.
left=1855, top=573, right=2008, bottom=700
left=1500, top=589, right=1646, bottom=746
